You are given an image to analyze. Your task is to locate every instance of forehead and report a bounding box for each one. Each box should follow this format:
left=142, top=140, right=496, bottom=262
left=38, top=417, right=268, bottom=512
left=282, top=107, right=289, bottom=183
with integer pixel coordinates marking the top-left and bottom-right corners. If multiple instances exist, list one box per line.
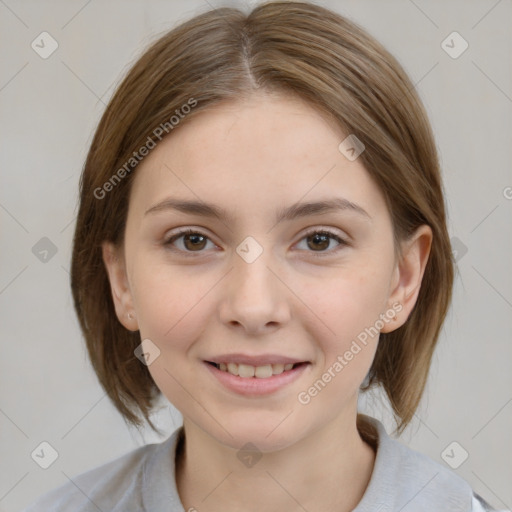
left=128, top=92, right=388, bottom=224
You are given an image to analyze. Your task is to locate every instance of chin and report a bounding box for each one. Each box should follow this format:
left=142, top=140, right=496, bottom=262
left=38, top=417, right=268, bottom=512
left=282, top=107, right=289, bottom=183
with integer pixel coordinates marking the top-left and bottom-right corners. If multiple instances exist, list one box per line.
left=202, top=415, right=306, bottom=453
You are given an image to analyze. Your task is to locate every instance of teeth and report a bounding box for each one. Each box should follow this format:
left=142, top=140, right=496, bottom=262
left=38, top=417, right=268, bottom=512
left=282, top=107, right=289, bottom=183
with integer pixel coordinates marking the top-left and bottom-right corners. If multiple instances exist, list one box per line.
left=227, top=363, right=239, bottom=376
left=272, top=363, right=284, bottom=375
left=214, top=362, right=298, bottom=378
left=255, top=365, right=273, bottom=378
left=238, top=364, right=255, bottom=378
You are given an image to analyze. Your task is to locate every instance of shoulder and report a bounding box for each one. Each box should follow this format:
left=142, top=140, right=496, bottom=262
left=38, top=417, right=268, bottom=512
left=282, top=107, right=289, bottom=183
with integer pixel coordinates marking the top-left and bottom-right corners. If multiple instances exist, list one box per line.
left=20, top=438, right=165, bottom=512
left=356, top=415, right=508, bottom=512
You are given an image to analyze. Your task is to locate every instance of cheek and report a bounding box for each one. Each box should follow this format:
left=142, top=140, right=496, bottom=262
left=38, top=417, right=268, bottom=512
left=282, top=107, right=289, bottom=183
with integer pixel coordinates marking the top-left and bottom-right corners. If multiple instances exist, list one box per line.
left=131, top=264, right=216, bottom=408
left=309, top=267, right=391, bottom=343
left=131, top=261, right=213, bottom=348
left=296, top=272, right=387, bottom=408
left=299, top=264, right=391, bottom=393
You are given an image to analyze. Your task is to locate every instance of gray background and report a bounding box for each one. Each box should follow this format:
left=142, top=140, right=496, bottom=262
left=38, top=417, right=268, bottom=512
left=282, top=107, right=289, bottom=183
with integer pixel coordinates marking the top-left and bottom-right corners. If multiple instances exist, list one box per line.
left=0, top=0, right=511, bottom=511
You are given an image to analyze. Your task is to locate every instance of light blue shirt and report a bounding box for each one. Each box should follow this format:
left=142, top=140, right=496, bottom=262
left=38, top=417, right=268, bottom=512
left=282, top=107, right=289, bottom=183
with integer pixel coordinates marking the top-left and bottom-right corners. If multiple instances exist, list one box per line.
left=21, top=414, right=506, bottom=511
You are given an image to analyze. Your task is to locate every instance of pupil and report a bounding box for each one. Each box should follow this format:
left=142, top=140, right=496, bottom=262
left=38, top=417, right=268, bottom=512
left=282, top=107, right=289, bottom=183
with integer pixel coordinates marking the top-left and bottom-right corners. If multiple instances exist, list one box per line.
left=309, top=233, right=328, bottom=251
left=185, top=234, right=206, bottom=250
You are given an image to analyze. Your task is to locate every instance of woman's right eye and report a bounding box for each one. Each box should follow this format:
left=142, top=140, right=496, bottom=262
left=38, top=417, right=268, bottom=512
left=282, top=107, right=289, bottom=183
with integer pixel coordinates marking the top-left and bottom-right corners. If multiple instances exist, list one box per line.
left=164, top=229, right=216, bottom=254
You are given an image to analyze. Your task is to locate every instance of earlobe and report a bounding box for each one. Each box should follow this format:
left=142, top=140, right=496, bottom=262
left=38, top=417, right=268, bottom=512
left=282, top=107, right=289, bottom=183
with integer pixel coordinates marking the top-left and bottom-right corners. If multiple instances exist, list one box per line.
left=101, top=241, right=139, bottom=331
left=380, top=225, right=432, bottom=333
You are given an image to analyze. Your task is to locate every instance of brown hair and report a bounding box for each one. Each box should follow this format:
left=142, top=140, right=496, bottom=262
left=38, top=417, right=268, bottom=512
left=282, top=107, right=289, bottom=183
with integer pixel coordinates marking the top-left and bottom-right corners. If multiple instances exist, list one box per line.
left=70, top=0, right=453, bottom=436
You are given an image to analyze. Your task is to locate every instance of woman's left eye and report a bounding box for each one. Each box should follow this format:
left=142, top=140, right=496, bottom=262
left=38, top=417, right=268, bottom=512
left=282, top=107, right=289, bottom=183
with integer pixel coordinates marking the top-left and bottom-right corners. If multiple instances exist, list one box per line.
left=163, top=228, right=348, bottom=256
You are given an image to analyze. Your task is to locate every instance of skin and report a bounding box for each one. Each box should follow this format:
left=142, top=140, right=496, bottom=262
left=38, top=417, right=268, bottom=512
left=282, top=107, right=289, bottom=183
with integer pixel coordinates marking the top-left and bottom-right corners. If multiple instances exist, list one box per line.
left=102, top=90, right=432, bottom=512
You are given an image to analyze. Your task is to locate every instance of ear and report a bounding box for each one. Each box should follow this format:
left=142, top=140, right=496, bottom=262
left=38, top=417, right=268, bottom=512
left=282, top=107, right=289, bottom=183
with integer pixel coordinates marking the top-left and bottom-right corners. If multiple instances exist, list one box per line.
left=102, top=241, right=139, bottom=331
left=380, top=225, right=432, bottom=333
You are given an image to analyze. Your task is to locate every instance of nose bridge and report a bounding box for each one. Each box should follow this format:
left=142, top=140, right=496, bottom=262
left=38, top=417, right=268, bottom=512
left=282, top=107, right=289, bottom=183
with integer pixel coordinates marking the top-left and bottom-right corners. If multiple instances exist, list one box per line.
left=236, top=245, right=274, bottom=294
left=219, top=237, right=290, bottom=331
left=233, top=239, right=280, bottom=303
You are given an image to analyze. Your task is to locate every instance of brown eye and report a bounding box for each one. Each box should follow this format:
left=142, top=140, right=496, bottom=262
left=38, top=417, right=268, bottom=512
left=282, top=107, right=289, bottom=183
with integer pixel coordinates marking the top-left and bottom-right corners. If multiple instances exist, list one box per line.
left=307, top=232, right=331, bottom=251
left=296, top=229, right=348, bottom=256
left=182, top=232, right=207, bottom=250
left=164, top=229, right=213, bottom=253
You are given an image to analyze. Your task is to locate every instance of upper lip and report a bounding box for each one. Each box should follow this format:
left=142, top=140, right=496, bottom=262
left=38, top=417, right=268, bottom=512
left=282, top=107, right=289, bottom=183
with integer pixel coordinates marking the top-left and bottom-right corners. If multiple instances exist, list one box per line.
left=205, top=353, right=309, bottom=366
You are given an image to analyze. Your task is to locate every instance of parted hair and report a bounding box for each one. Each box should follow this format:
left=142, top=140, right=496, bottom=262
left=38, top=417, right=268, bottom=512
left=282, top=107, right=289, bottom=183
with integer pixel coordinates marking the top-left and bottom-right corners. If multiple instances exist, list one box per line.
left=70, top=0, right=454, bottom=436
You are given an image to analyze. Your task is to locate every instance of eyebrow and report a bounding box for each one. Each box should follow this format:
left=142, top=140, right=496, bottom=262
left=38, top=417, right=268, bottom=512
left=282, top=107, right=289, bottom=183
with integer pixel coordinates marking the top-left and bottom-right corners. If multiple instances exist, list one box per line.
left=144, top=197, right=371, bottom=224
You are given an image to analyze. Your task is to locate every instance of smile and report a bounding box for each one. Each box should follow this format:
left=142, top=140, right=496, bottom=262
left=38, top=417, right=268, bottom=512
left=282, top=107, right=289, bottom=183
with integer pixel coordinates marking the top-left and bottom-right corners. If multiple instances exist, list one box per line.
left=204, top=361, right=310, bottom=396
left=207, top=361, right=299, bottom=378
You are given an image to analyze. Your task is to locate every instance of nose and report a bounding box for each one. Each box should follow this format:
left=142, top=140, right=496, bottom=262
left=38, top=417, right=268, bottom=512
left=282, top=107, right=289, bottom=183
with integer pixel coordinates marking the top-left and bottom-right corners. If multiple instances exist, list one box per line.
left=218, top=246, right=291, bottom=335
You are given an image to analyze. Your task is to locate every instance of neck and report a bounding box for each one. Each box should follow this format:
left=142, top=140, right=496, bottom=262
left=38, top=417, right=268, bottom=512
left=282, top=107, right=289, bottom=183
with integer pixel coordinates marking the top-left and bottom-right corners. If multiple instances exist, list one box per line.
left=175, top=412, right=376, bottom=512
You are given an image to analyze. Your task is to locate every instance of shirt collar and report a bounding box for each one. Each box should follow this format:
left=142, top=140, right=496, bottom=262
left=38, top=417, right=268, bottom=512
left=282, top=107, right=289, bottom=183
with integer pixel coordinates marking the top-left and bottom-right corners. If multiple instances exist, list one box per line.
left=141, top=414, right=472, bottom=512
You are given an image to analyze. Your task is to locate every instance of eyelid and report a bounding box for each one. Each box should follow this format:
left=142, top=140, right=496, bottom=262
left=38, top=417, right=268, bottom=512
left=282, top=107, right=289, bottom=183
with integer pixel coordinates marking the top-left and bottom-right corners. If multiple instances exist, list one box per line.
left=300, top=226, right=349, bottom=242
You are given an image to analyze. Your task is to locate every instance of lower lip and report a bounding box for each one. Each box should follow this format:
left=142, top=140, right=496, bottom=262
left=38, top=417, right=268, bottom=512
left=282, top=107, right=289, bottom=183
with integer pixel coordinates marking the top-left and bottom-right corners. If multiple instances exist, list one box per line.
left=203, top=361, right=310, bottom=396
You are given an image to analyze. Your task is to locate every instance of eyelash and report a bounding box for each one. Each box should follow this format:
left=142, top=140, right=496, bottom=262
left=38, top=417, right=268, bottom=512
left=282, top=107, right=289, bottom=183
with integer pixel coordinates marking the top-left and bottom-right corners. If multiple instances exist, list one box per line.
left=163, top=228, right=348, bottom=258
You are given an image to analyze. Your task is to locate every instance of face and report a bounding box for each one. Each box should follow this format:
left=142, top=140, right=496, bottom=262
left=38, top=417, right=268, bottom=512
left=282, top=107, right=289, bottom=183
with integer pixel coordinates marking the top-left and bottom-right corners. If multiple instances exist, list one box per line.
left=103, top=91, right=430, bottom=452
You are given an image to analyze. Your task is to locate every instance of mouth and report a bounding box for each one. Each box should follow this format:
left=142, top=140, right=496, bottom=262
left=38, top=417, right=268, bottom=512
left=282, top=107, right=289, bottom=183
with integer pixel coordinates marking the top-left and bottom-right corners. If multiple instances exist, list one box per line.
left=205, top=361, right=307, bottom=378
left=203, top=360, right=311, bottom=396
